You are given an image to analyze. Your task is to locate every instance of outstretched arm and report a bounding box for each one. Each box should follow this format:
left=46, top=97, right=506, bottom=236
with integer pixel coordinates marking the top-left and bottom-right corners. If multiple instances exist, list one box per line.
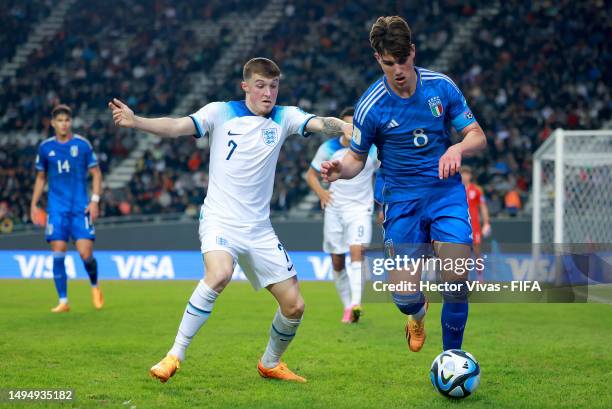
left=109, top=98, right=195, bottom=138
left=305, top=117, right=353, bottom=139
left=320, top=150, right=367, bottom=182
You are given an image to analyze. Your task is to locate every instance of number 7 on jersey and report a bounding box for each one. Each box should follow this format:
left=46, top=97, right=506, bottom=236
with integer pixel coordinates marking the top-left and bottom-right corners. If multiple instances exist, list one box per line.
left=226, top=140, right=238, bottom=160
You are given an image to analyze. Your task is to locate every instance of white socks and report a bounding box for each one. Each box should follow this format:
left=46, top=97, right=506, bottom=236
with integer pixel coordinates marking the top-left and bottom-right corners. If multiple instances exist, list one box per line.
left=348, top=261, right=362, bottom=306
left=333, top=269, right=351, bottom=308
left=261, top=309, right=301, bottom=369
left=169, top=280, right=219, bottom=361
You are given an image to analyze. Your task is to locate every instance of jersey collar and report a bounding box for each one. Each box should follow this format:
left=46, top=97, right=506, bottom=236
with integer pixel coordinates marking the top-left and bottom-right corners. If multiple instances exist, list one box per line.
left=233, top=100, right=277, bottom=119
left=382, top=68, right=421, bottom=104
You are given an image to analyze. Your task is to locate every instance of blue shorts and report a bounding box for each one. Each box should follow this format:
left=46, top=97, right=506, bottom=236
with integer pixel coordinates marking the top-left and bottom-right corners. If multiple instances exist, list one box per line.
left=383, top=182, right=472, bottom=248
left=45, top=211, right=96, bottom=242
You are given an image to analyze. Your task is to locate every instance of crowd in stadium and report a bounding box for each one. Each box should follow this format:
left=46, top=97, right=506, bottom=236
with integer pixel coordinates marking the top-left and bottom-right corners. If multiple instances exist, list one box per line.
left=1, top=0, right=609, bottom=230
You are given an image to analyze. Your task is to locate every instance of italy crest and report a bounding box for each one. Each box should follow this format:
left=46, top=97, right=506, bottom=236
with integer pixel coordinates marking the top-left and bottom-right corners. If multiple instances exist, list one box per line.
left=428, top=96, right=443, bottom=117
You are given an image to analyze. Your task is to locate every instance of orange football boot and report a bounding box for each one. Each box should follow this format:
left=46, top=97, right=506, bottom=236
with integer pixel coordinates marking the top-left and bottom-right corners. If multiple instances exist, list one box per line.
left=258, top=360, right=306, bottom=383
left=405, top=301, right=428, bottom=352
left=91, top=287, right=104, bottom=310
left=149, top=355, right=180, bottom=383
left=51, top=302, right=70, bottom=313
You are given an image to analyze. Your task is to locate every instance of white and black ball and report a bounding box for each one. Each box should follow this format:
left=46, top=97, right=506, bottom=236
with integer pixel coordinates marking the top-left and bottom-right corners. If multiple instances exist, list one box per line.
left=430, top=349, right=480, bottom=399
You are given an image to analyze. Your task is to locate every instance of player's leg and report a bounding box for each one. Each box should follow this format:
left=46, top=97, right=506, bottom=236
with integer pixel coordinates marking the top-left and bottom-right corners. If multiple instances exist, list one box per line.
left=47, top=211, right=70, bottom=312
left=345, top=210, right=372, bottom=322
left=434, top=241, right=471, bottom=351
left=324, top=209, right=351, bottom=320
left=384, top=200, right=429, bottom=351
left=50, top=240, right=69, bottom=312
left=331, top=253, right=352, bottom=322
left=429, top=183, right=473, bottom=351
left=259, top=276, right=306, bottom=383
left=245, top=229, right=305, bottom=382
left=75, top=238, right=103, bottom=309
left=150, top=250, right=233, bottom=383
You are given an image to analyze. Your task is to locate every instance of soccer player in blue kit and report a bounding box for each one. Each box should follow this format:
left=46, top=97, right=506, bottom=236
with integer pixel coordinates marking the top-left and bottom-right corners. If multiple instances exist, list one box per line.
left=322, top=16, right=487, bottom=353
left=31, top=105, right=104, bottom=313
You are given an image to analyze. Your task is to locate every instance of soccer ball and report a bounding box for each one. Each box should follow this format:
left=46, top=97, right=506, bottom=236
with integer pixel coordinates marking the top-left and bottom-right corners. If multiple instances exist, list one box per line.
left=430, top=349, right=480, bottom=399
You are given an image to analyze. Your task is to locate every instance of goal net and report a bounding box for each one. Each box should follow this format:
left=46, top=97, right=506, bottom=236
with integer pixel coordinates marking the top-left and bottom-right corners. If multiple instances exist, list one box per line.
left=532, top=129, right=612, bottom=244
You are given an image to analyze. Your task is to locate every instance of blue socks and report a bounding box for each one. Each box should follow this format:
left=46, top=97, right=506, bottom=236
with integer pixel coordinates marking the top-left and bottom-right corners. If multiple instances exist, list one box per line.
left=83, top=256, right=98, bottom=286
left=441, top=301, right=468, bottom=350
left=392, top=291, right=425, bottom=316
left=52, top=252, right=67, bottom=303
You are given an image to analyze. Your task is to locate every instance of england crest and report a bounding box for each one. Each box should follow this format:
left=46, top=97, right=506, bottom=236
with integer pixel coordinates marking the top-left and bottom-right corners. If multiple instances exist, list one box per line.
left=262, top=128, right=279, bottom=146
left=70, top=145, right=79, bottom=157
left=428, top=96, right=443, bottom=118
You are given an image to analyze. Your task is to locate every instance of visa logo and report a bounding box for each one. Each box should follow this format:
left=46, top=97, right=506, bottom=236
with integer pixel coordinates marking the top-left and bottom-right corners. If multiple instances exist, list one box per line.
left=13, top=255, right=77, bottom=279
left=111, top=255, right=175, bottom=279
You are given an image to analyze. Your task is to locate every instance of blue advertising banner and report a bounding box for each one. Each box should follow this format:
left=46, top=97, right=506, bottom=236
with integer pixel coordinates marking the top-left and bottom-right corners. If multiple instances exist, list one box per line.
left=0, top=250, right=571, bottom=282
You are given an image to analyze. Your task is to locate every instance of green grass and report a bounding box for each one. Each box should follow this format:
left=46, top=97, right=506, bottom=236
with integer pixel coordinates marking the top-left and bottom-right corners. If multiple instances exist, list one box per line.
left=1, top=279, right=611, bottom=408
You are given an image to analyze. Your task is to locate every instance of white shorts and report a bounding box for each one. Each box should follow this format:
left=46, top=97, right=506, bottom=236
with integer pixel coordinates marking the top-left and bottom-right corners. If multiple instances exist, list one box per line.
left=323, top=207, right=373, bottom=254
left=199, top=218, right=296, bottom=291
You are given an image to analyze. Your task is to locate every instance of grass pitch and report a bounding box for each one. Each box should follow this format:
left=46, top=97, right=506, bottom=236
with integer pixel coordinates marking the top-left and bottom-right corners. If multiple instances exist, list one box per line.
left=1, top=279, right=611, bottom=408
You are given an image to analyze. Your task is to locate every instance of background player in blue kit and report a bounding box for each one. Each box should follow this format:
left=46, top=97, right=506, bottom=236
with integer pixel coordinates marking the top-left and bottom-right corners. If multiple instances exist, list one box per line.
left=30, top=105, right=104, bottom=313
left=321, top=16, right=487, bottom=353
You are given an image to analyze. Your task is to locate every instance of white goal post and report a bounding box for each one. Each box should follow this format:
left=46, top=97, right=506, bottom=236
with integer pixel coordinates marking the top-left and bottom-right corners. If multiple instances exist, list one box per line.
left=532, top=129, right=612, bottom=244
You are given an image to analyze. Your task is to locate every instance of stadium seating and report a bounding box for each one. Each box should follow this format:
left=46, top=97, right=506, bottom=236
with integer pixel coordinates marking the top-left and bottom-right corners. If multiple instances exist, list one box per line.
left=2, top=0, right=609, bottom=229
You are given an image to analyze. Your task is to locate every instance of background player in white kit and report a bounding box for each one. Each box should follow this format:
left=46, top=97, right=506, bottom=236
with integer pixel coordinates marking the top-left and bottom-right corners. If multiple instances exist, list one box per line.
left=306, top=107, right=379, bottom=323
left=109, top=58, right=352, bottom=383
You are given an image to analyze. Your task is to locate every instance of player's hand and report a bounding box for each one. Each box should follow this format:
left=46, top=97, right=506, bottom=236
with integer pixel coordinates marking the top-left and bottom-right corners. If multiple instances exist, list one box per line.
left=86, top=202, right=99, bottom=222
left=321, top=160, right=342, bottom=182
left=30, top=206, right=42, bottom=226
left=318, top=190, right=333, bottom=209
left=438, top=145, right=462, bottom=179
left=109, top=98, right=135, bottom=128
left=482, top=223, right=491, bottom=238
left=376, top=210, right=384, bottom=225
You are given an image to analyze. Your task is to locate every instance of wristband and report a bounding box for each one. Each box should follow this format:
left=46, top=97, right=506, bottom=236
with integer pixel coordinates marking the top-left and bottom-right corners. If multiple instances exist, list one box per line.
left=91, top=194, right=100, bottom=203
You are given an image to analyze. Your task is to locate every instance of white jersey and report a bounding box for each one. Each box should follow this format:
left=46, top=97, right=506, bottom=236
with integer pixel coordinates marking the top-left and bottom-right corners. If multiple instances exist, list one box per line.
left=310, top=138, right=379, bottom=211
left=190, top=100, right=314, bottom=225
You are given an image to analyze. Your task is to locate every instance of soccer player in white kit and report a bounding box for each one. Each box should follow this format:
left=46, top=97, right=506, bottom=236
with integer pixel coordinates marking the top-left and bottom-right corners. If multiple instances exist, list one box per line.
left=109, top=58, right=352, bottom=383
left=306, top=107, right=379, bottom=323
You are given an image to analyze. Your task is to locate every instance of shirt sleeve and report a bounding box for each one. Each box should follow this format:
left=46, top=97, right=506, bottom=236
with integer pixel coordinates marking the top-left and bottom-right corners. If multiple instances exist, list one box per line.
left=350, top=112, right=376, bottom=155
left=445, top=81, right=477, bottom=132
left=35, top=144, right=47, bottom=172
left=283, top=106, right=316, bottom=137
left=189, top=102, right=223, bottom=138
left=86, top=143, right=98, bottom=168
left=310, top=143, right=330, bottom=172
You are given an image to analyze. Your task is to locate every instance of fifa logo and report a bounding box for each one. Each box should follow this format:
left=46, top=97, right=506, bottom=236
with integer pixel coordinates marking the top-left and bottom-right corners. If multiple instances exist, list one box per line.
left=262, top=128, right=279, bottom=146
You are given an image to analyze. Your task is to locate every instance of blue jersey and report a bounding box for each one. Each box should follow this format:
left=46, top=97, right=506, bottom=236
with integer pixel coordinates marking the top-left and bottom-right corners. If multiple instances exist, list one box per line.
left=351, top=67, right=477, bottom=203
left=35, top=135, right=98, bottom=214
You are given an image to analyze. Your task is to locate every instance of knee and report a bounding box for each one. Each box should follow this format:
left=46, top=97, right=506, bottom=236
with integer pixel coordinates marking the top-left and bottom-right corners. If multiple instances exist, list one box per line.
left=331, top=255, right=345, bottom=272
left=282, top=298, right=305, bottom=319
left=205, top=269, right=233, bottom=293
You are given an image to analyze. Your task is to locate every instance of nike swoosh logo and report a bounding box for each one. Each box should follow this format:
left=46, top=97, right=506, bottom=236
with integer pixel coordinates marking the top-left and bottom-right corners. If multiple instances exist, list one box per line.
left=228, top=131, right=242, bottom=136
left=288, top=264, right=294, bottom=271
